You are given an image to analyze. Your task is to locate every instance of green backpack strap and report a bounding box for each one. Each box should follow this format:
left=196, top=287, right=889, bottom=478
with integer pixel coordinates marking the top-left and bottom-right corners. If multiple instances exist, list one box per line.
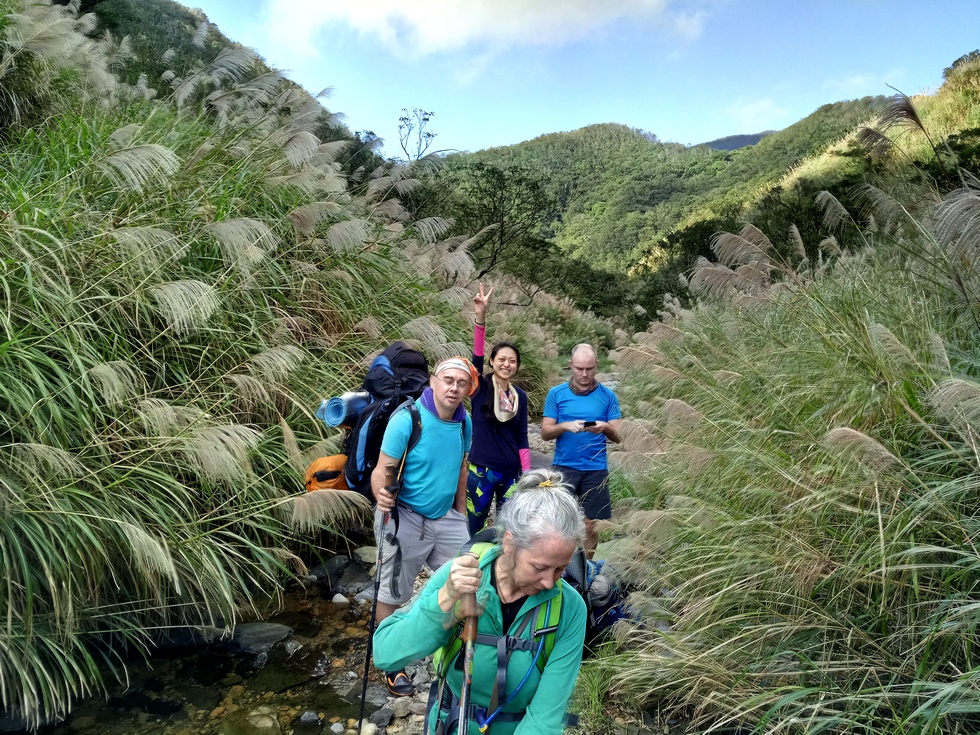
left=531, top=580, right=563, bottom=672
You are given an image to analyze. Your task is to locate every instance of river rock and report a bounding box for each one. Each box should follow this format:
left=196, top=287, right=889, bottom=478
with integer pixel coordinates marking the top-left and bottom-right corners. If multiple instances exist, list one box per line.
left=369, top=708, right=393, bottom=727
left=352, top=546, right=377, bottom=565
left=292, top=709, right=323, bottom=733
left=324, top=554, right=352, bottom=578
left=222, top=705, right=282, bottom=735
left=330, top=723, right=345, bottom=734
left=354, top=588, right=374, bottom=603
left=223, top=622, right=292, bottom=655
left=332, top=593, right=350, bottom=605
left=389, top=697, right=413, bottom=719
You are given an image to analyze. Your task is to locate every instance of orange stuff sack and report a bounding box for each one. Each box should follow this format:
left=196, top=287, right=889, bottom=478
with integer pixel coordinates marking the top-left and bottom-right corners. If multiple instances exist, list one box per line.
left=305, top=454, right=348, bottom=492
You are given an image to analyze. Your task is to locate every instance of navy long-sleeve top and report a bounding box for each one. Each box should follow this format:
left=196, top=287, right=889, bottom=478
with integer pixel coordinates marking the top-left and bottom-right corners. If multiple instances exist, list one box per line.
left=469, top=351, right=530, bottom=476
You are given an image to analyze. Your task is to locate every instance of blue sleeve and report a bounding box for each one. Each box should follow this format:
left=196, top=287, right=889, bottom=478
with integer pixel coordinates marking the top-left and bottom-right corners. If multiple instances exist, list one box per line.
left=606, top=390, right=622, bottom=421
left=463, top=415, right=472, bottom=454
left=543, top=386, right=560, bottom=420
left=379, top=408, right=412, bottom=460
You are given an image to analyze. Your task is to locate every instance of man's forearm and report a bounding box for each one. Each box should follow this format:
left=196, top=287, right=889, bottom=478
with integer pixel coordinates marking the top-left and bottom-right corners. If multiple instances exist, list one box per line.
left=540, top=421, right=563, bottom=441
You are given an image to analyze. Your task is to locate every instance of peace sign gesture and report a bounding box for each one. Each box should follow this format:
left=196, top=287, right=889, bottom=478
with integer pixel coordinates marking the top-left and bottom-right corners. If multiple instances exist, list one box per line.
left=473, top=282, right=494, bottom=324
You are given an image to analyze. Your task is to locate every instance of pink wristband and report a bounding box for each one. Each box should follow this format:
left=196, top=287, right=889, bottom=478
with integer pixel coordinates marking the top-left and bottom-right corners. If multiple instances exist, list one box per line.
left=474, top=323, right=486, bottom=358
left=519, top=448, right=532, bottom=473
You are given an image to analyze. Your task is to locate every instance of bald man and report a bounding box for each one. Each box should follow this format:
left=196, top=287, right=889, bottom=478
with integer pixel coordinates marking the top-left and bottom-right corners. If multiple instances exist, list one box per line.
left=540, top=344, right=621, bottom=557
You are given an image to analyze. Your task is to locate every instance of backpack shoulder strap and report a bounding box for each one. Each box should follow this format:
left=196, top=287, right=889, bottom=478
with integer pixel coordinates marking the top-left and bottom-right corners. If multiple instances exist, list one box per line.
left=398, top=398, right=423, bottom=453
left=533, top=581, right=563, bottom=671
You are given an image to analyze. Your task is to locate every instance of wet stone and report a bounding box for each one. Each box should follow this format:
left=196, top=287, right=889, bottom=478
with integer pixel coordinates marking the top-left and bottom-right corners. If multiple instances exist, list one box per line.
left=369, top=708, right=393, bottom=728
left=292, top=709, right=323, bottom=734
left=224, top=622, right=292, bottom=655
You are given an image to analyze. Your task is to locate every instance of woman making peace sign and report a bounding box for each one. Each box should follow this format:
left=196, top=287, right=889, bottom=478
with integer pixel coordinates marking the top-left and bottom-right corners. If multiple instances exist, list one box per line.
left=466, top=283, right=531, bottom=536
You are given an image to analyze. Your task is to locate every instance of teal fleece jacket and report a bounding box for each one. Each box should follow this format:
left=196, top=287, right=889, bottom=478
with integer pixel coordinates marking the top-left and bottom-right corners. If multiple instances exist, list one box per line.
left=373, top=545, right=587, bottom=735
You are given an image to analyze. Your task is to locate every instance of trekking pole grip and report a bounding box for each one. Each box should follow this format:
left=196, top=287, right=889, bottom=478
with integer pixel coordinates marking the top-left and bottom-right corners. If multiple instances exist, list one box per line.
left=383, top=464, right=398, bottom=522
left=460, top=593, right=478, bottom=640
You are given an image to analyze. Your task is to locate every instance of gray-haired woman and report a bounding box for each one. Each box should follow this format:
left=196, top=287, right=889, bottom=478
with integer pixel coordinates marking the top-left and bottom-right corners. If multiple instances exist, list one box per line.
left=373, top=469, right=587, bottom=734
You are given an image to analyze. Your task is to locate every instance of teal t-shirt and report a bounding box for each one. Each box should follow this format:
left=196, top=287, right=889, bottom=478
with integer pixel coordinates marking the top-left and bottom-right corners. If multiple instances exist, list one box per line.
left=380, top=405, right=472, bottom=519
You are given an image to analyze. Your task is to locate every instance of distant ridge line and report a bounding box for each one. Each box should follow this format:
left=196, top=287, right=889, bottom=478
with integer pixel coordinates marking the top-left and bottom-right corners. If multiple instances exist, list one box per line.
left=696, top=131, right=776, bottom=151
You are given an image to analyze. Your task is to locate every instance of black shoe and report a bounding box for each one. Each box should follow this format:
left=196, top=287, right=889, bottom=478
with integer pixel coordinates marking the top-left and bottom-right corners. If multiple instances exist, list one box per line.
left=384, top=669, right=415, bottom=697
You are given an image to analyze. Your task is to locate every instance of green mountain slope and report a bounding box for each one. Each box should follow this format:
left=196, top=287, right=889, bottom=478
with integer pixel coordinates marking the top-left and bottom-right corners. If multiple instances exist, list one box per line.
left=457, top=97, right=886, bottom=272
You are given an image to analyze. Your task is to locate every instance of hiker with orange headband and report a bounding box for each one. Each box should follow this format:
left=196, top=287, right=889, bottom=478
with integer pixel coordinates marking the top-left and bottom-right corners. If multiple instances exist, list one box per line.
left=370, top=356, right=479, bottom=696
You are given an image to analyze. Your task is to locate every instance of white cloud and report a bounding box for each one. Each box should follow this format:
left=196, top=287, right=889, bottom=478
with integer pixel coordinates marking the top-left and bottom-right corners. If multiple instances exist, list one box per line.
left=726, top=98, right=790, bottom=133
left=823, top=70, right=903, bottom=99
left=261, top=0, right=700, bottom=60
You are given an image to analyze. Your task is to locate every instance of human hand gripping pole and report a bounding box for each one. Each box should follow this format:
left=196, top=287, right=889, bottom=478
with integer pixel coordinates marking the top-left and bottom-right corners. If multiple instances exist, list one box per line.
left=357, top=463, right=401, bottom=735
left=457, top=592, right=479, bottom=735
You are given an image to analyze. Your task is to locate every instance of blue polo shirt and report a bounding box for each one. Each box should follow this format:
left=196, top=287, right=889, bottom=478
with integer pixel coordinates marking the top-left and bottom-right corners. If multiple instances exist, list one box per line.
left=543, top=382, right=620, bottom=471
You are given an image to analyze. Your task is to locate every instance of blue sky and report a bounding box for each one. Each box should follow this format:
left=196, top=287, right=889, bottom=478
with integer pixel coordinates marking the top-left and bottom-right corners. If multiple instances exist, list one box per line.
left=189, top=0, right=980, bottom=157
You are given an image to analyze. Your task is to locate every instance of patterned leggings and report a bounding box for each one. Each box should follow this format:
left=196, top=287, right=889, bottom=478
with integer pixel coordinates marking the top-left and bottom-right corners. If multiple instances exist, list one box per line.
left=465, top=464, right=519, bottom=537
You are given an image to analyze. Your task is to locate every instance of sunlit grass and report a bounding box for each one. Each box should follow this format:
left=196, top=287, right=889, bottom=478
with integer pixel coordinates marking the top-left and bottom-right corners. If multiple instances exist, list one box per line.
left=604, top=183, right=980, bottom=732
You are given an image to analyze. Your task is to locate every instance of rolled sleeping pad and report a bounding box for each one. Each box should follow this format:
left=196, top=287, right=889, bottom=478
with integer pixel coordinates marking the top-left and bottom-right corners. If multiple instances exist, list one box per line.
left=317, top=391, right=372, bottom=428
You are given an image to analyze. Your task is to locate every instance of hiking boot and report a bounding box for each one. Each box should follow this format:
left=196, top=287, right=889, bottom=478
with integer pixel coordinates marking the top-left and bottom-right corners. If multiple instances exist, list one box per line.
left=384, top=669, right=415, bottom=697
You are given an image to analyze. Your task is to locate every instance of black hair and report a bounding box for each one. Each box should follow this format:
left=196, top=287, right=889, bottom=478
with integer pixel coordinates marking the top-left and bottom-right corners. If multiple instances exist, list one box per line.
left=482, top=342, right=522, bottom=427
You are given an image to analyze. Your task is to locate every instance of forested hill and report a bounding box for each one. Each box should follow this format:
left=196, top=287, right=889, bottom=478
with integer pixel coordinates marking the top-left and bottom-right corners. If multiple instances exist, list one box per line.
left=454, top=97, right=886, bottom=272
left=699, top=132, right=773, bottom=150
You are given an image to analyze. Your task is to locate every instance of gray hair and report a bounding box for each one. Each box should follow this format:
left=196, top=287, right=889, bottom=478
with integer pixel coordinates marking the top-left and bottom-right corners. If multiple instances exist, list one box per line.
left=494, top=469, right=586, bottom=550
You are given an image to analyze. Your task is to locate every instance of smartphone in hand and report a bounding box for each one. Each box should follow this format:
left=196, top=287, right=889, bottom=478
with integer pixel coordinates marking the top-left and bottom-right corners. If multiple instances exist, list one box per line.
left=583, top=421, right=597, bottom=427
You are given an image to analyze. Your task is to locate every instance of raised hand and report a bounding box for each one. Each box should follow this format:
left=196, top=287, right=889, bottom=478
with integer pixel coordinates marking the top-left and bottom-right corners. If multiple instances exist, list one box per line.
left=473, top=282, right=494, bottom=324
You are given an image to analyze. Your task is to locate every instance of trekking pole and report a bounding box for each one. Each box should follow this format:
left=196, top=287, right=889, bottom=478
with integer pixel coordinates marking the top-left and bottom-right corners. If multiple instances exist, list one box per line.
left=457, top=592, right=478, bottom=734
left=357, top=464, right=399, bottom=735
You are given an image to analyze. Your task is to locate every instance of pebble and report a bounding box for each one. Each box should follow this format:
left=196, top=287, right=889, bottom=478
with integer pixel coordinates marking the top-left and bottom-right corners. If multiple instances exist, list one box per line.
left=332, top=593, right=350, bottom=605
left=330, top=724, right=345, bottom=734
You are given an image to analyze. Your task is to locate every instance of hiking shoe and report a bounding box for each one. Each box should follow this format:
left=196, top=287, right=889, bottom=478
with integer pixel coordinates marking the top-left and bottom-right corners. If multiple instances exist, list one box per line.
left=384, top=669, right=414, bottom=697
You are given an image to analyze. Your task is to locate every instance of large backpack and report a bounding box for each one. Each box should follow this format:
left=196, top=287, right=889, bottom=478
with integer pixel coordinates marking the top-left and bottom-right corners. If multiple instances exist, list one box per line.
left=342, top=342, right=430, bottom=497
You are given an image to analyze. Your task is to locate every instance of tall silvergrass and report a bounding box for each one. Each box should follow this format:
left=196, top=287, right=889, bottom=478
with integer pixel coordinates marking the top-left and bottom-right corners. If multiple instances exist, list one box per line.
left=0, top=0, right=474, bottom=725
left=603, top=192, right=980, bottom=733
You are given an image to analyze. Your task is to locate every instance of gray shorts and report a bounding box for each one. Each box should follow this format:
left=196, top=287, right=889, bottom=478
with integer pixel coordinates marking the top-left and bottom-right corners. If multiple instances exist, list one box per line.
left=374, top=504, right=469, bottom=605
